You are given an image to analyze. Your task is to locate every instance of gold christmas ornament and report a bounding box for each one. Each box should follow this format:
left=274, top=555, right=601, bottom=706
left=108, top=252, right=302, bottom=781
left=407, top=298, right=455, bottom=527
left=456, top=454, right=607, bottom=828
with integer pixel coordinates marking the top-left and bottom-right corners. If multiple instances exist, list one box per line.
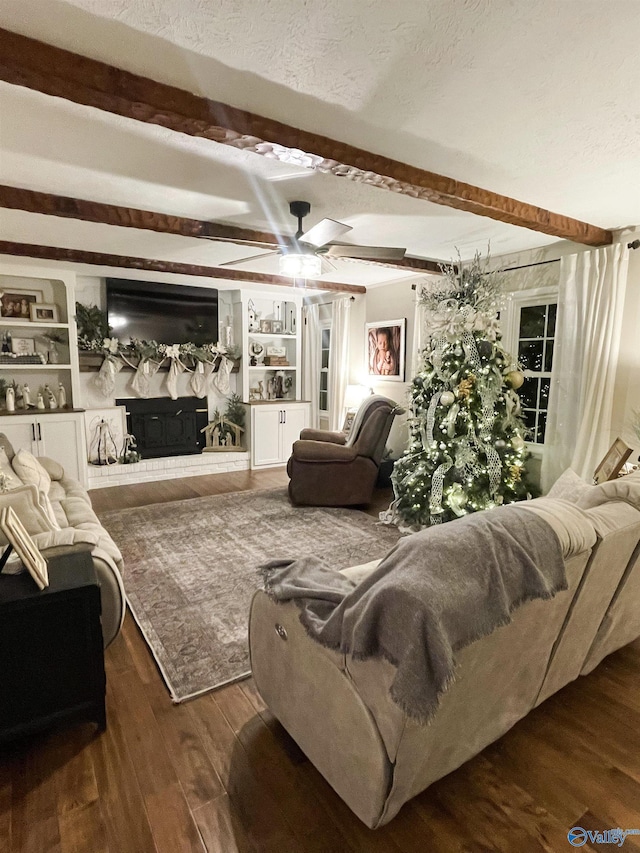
left=457, top=374, right=476, bottom=400
left=506, top=370, right=525, bottom=390
left=509, top=464, right=522, bottom=481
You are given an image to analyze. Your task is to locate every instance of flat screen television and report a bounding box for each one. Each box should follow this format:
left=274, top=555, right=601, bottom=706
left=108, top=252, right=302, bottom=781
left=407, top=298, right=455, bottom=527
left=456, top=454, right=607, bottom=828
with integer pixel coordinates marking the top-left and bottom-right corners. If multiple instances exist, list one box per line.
left=106, top=279, right=219, bottom=345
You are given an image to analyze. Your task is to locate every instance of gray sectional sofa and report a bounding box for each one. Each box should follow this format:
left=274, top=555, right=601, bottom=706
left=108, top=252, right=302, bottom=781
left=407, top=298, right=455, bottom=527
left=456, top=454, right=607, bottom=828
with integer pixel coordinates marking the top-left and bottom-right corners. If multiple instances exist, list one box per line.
left=249, top=470, right=640, bottom=828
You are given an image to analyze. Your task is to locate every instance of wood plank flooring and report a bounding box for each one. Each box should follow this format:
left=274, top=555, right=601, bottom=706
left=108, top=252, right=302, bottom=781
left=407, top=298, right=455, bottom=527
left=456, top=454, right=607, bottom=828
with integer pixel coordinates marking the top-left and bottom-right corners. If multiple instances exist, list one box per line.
left=2, top=469, right=640, bottom=852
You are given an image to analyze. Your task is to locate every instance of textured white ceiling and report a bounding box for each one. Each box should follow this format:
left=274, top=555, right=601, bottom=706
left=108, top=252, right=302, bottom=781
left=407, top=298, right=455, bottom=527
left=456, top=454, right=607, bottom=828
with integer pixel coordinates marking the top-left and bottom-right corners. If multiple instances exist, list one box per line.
left=1, top=0, right=639, bottom=285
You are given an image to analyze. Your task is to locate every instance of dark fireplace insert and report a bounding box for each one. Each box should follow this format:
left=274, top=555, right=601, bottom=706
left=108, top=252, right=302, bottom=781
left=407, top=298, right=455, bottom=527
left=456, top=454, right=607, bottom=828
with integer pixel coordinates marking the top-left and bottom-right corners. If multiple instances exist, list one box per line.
left=117, top=397, right=208, bottom=459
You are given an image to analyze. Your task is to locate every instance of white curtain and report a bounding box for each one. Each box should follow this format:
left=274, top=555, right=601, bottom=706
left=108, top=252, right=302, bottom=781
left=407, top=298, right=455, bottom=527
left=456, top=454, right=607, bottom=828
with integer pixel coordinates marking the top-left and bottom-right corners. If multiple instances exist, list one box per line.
left=328, top=298, right=351, bottom=431
left=541, top=243, right=629, bottom=491
left=302, top=303, right=321, bottom=429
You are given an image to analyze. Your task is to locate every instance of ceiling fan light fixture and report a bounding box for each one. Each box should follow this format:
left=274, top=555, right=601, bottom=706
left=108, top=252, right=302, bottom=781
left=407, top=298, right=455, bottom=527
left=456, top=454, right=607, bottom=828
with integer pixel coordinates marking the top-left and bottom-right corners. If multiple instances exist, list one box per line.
left=279, top=252, right=322, bottom=278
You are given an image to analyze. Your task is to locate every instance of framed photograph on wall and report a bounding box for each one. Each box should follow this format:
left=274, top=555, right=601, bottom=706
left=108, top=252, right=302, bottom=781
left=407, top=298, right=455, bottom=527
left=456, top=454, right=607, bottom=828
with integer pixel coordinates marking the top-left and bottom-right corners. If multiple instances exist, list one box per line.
left=593, top=437, right=633, bottom=484
left=366, top=319, right=406, bottom=382
left=0, top=290, right=41, bottom=320
left=30, top=303, right=59, bottom=323
left=0, top=506, right=49, bottom=589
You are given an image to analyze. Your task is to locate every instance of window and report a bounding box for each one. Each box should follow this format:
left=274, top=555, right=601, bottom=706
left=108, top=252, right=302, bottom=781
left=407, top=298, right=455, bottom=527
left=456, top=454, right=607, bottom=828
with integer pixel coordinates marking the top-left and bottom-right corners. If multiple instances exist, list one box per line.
left=501, top=286, right=558, bottom=447
left=319, top=325, right=331, bottom=412
left=516, top=301, right=556, bottom=444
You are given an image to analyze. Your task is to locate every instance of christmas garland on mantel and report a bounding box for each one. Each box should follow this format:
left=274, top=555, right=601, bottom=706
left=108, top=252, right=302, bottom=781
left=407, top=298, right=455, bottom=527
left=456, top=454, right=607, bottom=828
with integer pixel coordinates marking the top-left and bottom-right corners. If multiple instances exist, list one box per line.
left=76, top=303, right=241, bottom=399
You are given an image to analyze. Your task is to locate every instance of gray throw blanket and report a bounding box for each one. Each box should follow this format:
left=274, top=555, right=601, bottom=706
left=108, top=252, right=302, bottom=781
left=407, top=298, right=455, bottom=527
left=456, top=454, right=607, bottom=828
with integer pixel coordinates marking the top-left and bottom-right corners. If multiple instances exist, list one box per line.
left=260, top=504, right=565, bottom=722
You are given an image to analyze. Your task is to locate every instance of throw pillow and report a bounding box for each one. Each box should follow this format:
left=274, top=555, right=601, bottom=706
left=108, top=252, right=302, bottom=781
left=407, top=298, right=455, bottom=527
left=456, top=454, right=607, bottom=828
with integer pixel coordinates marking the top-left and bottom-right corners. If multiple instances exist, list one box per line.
left=0, top=484, right=58, bottom=550
left=576, top=469, right=640, bottom=511
left=547, top=469, right=593, bottom=503
left=11, top=449, right=60, bottom=528
left=0, top=447, right=23, bottom=492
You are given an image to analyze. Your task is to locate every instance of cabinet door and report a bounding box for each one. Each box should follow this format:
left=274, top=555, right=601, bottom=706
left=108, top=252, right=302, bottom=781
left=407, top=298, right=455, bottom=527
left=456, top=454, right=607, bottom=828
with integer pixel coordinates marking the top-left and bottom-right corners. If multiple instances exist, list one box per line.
left=252, top=407, right=283, bottom=467
left=280, top=405, right=309, bottom=461
left=37, top=414, right=85, bottom=483
left=0, top=417, right=38, bottom=456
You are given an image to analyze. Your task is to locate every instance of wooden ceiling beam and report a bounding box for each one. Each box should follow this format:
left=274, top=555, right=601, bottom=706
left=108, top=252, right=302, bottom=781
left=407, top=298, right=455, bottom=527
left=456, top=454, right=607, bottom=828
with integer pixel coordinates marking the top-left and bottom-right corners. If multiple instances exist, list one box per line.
left=0, top=28, right=613, bottom=248
left=0, top=185, right=444, bottom=274
left=0, top=241, right=367, bottom=294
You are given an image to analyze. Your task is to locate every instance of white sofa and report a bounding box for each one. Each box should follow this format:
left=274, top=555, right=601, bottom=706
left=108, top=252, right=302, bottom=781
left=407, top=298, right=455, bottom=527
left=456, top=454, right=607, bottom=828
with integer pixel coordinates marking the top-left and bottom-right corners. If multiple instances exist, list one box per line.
left=249, top=471, right=640, bottom=828
left=0, top=433, right=125, bottom=646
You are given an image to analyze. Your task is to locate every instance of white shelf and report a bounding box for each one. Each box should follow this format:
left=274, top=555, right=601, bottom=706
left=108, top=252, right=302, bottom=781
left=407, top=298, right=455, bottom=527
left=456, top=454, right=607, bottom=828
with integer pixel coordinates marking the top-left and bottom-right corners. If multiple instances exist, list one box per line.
left=249, top=365, right=298, bottom=371
left=0, top=320, right=70, bottom=330
left=248, top=332, right=297, bottom=339
left=0, top=363, right=72, bottom=370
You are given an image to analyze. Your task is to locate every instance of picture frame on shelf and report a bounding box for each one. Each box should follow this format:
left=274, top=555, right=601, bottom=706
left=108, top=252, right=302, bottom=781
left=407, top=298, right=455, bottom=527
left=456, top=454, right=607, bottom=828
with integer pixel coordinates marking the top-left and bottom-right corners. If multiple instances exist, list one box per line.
left=0, top=291, right=41, bottom=320
left=10, top=337, right=36, bottom=356
left=272, top=320, right=283, bottom=334
left=30, top=303, right=59, bottom=323
left=365, top=318, right=406, bottom=382
left=0, top=506, right=49, bottom=590
left=593, top=437, right=633, bottom=484
left=259, top=320, right=272, bottom=334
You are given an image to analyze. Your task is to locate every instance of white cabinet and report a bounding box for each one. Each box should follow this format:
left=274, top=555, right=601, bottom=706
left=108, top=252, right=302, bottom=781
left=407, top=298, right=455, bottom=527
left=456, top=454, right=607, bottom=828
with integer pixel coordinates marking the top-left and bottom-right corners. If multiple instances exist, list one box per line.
left=0, top=413, right=86, bottom=484
left=249, top=402, right=310, bottom=469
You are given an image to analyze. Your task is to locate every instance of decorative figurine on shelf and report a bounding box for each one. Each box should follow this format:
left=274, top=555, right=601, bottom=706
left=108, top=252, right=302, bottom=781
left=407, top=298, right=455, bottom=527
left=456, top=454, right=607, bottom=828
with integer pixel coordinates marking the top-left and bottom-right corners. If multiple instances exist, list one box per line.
left=5, top=386, right=15, bottom=413
left=37, top=392, right=45, bottom=410
left=22, top=383, right=32, bottom=409
left=249, top=341, right=264, bottom=366
left=267, top=378, right=275, bottom=400
left=257, top=380, right=264, bottom=400
left=45, top=384, right=58, bottom=409
left=57, top=383, right=67, bottom=409
left=274, top=372, right=284, bottom=399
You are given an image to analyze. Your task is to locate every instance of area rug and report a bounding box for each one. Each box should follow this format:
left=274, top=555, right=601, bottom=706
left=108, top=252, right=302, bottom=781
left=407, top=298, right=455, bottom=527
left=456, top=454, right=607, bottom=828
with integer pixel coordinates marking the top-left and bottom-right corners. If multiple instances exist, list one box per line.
left=99, top=488, right=401, bottom=702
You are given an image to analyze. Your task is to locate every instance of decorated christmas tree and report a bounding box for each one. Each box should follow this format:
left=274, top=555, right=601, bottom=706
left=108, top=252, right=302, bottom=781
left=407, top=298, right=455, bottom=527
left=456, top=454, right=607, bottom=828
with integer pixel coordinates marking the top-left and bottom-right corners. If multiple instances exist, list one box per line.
left=391, top=253, right=531, bottom=530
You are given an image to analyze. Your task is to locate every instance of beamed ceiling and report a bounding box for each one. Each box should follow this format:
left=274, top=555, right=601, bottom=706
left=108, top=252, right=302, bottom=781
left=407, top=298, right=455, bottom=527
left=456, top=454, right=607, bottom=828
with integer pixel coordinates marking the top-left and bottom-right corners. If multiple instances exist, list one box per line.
left=0, top=1, right=639, bottom=292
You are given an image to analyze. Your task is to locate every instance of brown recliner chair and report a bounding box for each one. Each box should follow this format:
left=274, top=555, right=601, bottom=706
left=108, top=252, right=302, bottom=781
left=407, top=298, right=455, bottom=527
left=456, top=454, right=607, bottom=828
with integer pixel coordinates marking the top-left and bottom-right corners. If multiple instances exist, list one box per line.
left=287, top=395, right=402, bottom=507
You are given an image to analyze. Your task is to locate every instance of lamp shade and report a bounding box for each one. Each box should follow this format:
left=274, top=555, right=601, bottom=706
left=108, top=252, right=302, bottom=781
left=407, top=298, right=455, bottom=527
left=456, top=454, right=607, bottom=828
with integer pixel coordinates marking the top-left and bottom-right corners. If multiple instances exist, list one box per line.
left=343, top=384, right=372, bottom=411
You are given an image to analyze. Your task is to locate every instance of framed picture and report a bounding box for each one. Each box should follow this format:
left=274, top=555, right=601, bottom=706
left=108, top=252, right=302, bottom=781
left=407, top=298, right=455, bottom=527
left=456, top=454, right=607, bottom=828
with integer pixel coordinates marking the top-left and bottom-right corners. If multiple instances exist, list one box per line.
left=272, top=320, right=283, bottom=334
left=0, top=506, right=49, bottom=589
left=342, top=410, right=356, bottom=435
left=0, top=290, right=41, bottom=320
left=10, top=337, right=35, bottom=356
left=594, top=438, right=633, bottom=484
left=366, top=319, right=406, bottom=382
left=30, top=303, right=59, bottom=323
left=260, top=320, right=272, bottom=334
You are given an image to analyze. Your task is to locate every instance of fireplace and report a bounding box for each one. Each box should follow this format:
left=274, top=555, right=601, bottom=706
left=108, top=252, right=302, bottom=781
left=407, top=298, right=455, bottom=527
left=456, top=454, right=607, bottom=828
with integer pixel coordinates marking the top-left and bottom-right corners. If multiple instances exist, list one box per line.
left=117, top=397, right=208, bottom=459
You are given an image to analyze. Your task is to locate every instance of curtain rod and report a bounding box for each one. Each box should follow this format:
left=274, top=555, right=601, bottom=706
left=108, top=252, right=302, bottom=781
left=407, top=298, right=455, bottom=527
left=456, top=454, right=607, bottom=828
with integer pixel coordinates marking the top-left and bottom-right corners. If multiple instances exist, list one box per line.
left=310, top=295, right=356, bottom=306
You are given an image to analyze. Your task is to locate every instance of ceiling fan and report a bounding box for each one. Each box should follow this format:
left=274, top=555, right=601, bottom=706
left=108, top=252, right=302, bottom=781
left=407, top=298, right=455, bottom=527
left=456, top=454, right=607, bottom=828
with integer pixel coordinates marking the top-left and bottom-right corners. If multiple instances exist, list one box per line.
left=220, top=201, right=407, bottom=277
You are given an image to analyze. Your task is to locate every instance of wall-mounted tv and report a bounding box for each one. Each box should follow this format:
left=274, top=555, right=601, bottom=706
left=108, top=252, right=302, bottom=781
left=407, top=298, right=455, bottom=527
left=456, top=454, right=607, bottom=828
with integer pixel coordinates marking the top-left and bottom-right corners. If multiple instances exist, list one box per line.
left=106, top=279, right=219, bottom=346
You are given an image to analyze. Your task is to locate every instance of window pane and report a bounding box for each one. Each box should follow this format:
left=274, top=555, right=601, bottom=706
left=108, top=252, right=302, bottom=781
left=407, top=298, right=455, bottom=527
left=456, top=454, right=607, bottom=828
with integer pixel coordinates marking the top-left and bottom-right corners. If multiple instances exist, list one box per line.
left=520, top=377, right=539, bottom=410
left=537, top=411, right=547, bottom=444
left=521, top=408, right=536, bottom=433
left=320, top=372, right=328, bottom=392
left=539, top=377, right=550, bottom=409
left=319, top=391, right=328, bottom=411
left=544, top=340, right=554, bottom=372
left=547, top=304, right=557, bottom=337
left=520, top=305, right=546, bottom=338
left=321, top=328, right=331, bottom=349
left=321, top=349, right=329, bottom=369
left=518, top=340, right=543, bottom=372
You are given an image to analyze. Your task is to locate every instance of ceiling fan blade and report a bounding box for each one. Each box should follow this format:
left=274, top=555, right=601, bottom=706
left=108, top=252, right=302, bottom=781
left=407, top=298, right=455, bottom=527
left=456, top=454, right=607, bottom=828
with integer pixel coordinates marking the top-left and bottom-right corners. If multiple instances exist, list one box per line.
left=299, top=218, right=352, bottom=248
left=220, top=250, right=279, bottom=267
left=325, top=244, right=407, bottom=261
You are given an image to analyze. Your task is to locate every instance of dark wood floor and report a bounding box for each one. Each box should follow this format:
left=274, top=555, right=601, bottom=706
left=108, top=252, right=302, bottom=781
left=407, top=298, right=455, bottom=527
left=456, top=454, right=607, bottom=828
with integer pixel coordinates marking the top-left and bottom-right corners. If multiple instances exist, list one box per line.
left=2, top=469, right=640, bottom=852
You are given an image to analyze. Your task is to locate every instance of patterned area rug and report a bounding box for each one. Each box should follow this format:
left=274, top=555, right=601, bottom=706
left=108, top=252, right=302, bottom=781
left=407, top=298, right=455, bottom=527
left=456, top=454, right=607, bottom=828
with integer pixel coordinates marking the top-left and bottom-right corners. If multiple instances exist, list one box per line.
left=99, top=488, right=401, bottom=702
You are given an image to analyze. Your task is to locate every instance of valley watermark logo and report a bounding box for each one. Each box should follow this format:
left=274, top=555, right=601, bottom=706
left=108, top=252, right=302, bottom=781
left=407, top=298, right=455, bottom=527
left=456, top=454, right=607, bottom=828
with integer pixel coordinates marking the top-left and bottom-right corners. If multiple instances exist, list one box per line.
left=568, top=826, right=640, bottom=847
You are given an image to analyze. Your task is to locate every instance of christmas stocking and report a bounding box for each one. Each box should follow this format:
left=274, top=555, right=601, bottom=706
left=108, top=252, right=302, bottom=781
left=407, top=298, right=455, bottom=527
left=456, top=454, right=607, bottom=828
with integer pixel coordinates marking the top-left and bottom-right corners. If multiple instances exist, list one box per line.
left=131, top=358, right=160, bottom=397
left=94, top=356, right=122, bottom=398
left=166, top=357, right=185, bottom=400
left=189, top=360, right=210, bottom=398
left=213, top=356, right=232, bottom=396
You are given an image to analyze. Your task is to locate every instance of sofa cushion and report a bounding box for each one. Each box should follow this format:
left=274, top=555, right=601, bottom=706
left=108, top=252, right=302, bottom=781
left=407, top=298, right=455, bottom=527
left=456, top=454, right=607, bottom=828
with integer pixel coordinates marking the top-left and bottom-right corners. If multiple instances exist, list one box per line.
left=38, top=456, right=65, bottom=481
left=0, top=434, right=15, bottom=462
left=0, top=484, right=58, bottom=545
left=547, top=468, right=593, bottom=502
left=11, top=449, right=59, bottom=528
left=576, top=469, right=640, bottom=511
left=0, top=447, right=23, bottom=492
